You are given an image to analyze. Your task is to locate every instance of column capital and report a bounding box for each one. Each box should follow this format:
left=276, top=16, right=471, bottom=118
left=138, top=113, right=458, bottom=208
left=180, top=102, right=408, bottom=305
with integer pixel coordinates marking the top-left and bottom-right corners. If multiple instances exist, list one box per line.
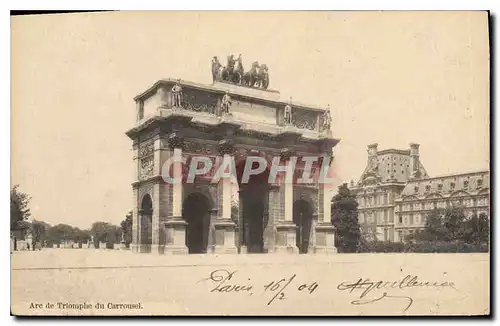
left=168, top=132, right=184, bottom=149
left=280, top=147, right=296, bottom=162
left=217, top=139, right=235, bottom=156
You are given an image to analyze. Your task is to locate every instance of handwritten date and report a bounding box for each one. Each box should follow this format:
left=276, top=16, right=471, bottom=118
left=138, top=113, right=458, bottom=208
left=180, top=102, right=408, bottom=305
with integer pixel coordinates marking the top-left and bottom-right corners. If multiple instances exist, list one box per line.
left=200, top=269, right=319, bottom=305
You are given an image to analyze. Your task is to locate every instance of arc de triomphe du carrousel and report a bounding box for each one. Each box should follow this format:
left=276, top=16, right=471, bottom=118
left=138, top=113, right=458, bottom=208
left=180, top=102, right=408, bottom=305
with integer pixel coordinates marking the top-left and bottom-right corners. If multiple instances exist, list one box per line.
left=125, top=55, right=340, bottom=255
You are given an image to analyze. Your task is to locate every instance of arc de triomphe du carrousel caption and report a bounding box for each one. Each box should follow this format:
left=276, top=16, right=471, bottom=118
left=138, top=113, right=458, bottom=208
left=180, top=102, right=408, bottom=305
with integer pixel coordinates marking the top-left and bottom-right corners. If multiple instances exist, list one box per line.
left=125, top=55, right=340, bottom=255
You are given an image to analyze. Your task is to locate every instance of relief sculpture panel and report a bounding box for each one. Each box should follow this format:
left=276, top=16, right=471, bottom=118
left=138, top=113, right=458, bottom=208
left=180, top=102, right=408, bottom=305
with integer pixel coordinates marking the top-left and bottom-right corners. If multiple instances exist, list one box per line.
left=294, top=108, right=317, bottom=131
left=182, top=88, right=219, bottom=114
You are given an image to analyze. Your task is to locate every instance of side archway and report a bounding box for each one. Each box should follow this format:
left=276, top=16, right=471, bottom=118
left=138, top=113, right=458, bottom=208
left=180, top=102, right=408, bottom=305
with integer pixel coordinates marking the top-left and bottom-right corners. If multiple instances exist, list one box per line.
left=293, top=199, right=314, bottom=254
left=182, top=192, right=212, bottom=254
left=140, top=194, right=153, bottom=252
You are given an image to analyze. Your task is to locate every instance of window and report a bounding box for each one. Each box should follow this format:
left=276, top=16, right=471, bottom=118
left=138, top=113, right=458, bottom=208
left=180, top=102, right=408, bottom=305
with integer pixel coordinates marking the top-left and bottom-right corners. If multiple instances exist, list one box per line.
left=477, top=179, right=483, bottom=189
left=464, top=180, right=469, bottom=190
left=450, top=182, right=455, bottom=190
left=425, top=185, right=431, bottom=193
left=409, top=214, right=414, bottom=225
left=399, top=215, right=403, bottom=223
left=438, top=183, right=443, bottom=191
left=414, top=186, right=419, bottom=194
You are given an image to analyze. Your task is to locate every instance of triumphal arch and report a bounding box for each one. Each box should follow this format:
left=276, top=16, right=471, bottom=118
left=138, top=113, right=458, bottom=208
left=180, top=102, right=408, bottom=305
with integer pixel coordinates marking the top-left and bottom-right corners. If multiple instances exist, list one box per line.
left=126, top=56, right=340, bottom=254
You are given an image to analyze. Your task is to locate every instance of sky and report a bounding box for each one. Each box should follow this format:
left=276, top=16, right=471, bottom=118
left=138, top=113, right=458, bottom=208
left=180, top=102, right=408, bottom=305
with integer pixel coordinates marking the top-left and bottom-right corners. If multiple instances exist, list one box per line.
left=11, top=11, right=490, bottom=228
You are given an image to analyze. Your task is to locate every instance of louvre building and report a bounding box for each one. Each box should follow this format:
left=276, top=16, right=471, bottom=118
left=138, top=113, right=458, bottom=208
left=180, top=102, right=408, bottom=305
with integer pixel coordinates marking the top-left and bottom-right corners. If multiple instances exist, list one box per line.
left=349, top=143, right=490, bottom=242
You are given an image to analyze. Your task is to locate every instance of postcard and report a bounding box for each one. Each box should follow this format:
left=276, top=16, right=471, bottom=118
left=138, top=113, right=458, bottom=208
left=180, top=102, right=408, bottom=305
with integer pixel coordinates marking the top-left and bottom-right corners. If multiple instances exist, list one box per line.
left=10, top=11, right=490, bottom=316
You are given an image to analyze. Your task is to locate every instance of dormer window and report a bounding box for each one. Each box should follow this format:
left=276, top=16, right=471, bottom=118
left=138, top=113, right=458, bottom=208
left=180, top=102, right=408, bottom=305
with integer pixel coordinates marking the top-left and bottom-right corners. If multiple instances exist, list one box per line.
left=450, top=182, right=455, bottom=190
left=425, top=185, right=431, bottom=193
left=477, top=179, right=483, bottom=189
left=463, top=180, right=469, bottom=190
left=437, top=183, right=443, bottom=191
left=414, top=186, right=419, bottom=194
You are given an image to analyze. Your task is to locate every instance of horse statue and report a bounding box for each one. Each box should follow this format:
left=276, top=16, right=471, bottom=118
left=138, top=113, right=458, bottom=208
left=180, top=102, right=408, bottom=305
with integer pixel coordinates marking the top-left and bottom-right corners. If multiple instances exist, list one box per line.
left=232, top=54, right=244, bottom=84
left=243, top=61, right=259, bottom=87
left=256, top=64, right=269, bottom=89
left=221, top=54, right=237, bottom=82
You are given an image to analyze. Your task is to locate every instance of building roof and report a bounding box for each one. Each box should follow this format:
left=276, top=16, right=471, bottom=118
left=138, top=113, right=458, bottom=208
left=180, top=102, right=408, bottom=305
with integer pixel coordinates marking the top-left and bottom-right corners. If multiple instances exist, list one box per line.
left=400, top=170, right=490, bottom=197
left=357, top=149, right=428, bottom=186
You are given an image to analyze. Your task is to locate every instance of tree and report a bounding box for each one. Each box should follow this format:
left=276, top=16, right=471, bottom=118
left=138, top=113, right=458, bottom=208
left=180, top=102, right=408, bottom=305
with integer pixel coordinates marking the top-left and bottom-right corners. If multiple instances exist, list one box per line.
left=442, top=206, right=466, bottom=241
left=460, top=212, right=489, bottom=245
left=11, top=185, right=31, bottom=232
left=120, top=211, right=133, bottom=248
left=31, top=220, right=50, bottom=249
left=91, top=221, right=122, bottom=249
left=47, top=223, right=77, bottom=245
left=331, top=183, right=361, bottom=253
left=72, top=228, right=92, bottom=245
left=414, top=207, right=490, bottom=246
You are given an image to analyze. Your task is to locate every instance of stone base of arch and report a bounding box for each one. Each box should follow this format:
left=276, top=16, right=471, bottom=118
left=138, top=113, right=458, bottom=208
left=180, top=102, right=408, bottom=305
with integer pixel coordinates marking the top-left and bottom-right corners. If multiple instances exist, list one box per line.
left=135, top=244, right=151, bottom=253
left=274, top=222, right=299, bottom=254
left=213, top=220, right=238, bottom=254
left=150, top=244, right=164, bottom=254
left=164, top=218, right=189, bottom=255
left=313, top=224, right=337, bottom=254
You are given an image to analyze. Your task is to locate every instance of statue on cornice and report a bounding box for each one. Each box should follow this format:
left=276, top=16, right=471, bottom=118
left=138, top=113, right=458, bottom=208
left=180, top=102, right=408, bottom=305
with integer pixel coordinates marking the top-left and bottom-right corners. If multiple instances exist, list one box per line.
left=221, top=92, right=232, bottom=116
left=322, top=106, right=332, bottom=132
left=171, top=80, right=183, bottom=108
left=284, top=99, right=293, bottom=125
left=211, top=56, right=222, bottom=83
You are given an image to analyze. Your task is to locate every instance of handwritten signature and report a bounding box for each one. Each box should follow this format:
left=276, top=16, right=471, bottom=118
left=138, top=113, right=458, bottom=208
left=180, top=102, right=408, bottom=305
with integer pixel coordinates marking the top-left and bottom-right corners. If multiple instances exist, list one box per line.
left=199, top=269, right=319, bottom=306
left=337, top=275, right=456, bottom=312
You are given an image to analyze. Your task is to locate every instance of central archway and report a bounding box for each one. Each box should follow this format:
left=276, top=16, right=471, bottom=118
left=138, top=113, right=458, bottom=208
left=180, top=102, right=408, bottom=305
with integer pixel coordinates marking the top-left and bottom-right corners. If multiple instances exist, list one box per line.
left=182, top=192, right=211, bottom=254
left=236, top=156, right=270, bottom=253
left=293, top=199, right=313, bottom=254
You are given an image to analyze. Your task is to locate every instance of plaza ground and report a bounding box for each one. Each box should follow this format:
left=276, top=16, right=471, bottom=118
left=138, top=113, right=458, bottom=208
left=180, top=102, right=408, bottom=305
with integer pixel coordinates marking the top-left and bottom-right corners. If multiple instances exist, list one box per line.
left=11, top=249, right=489, bottom=316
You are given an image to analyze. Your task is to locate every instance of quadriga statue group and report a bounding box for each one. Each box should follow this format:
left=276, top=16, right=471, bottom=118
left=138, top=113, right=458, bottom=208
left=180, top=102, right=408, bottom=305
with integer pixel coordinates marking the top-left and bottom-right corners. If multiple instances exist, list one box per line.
left=211, top=54, right=270, bottom=90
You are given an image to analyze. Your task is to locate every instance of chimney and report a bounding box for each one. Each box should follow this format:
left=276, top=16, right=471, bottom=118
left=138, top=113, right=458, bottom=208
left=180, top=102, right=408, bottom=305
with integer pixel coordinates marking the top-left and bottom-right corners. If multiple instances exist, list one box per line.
left=409, top=143, right=420, bottom=178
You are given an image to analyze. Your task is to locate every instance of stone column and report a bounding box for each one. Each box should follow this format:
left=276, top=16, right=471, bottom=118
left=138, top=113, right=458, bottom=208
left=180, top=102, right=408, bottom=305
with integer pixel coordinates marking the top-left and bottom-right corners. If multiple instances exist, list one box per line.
left=131, top=188, right=140, bottom=253
left=274, top=148, right=298, bottom=254
left=206, top=208, right=217, bottom=253
left=308, top=214, right=318, bottom=254
left=315, top=154, right=337, bottom=254
left=130, top=140, right=140, bottom=253
left=213, top=140, right=238, bottom=254
left=164, top=133, right=188, bottom=254
left=238, top=187, right=248, bottom=254
left=264, top=184, right=280, bottom=253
